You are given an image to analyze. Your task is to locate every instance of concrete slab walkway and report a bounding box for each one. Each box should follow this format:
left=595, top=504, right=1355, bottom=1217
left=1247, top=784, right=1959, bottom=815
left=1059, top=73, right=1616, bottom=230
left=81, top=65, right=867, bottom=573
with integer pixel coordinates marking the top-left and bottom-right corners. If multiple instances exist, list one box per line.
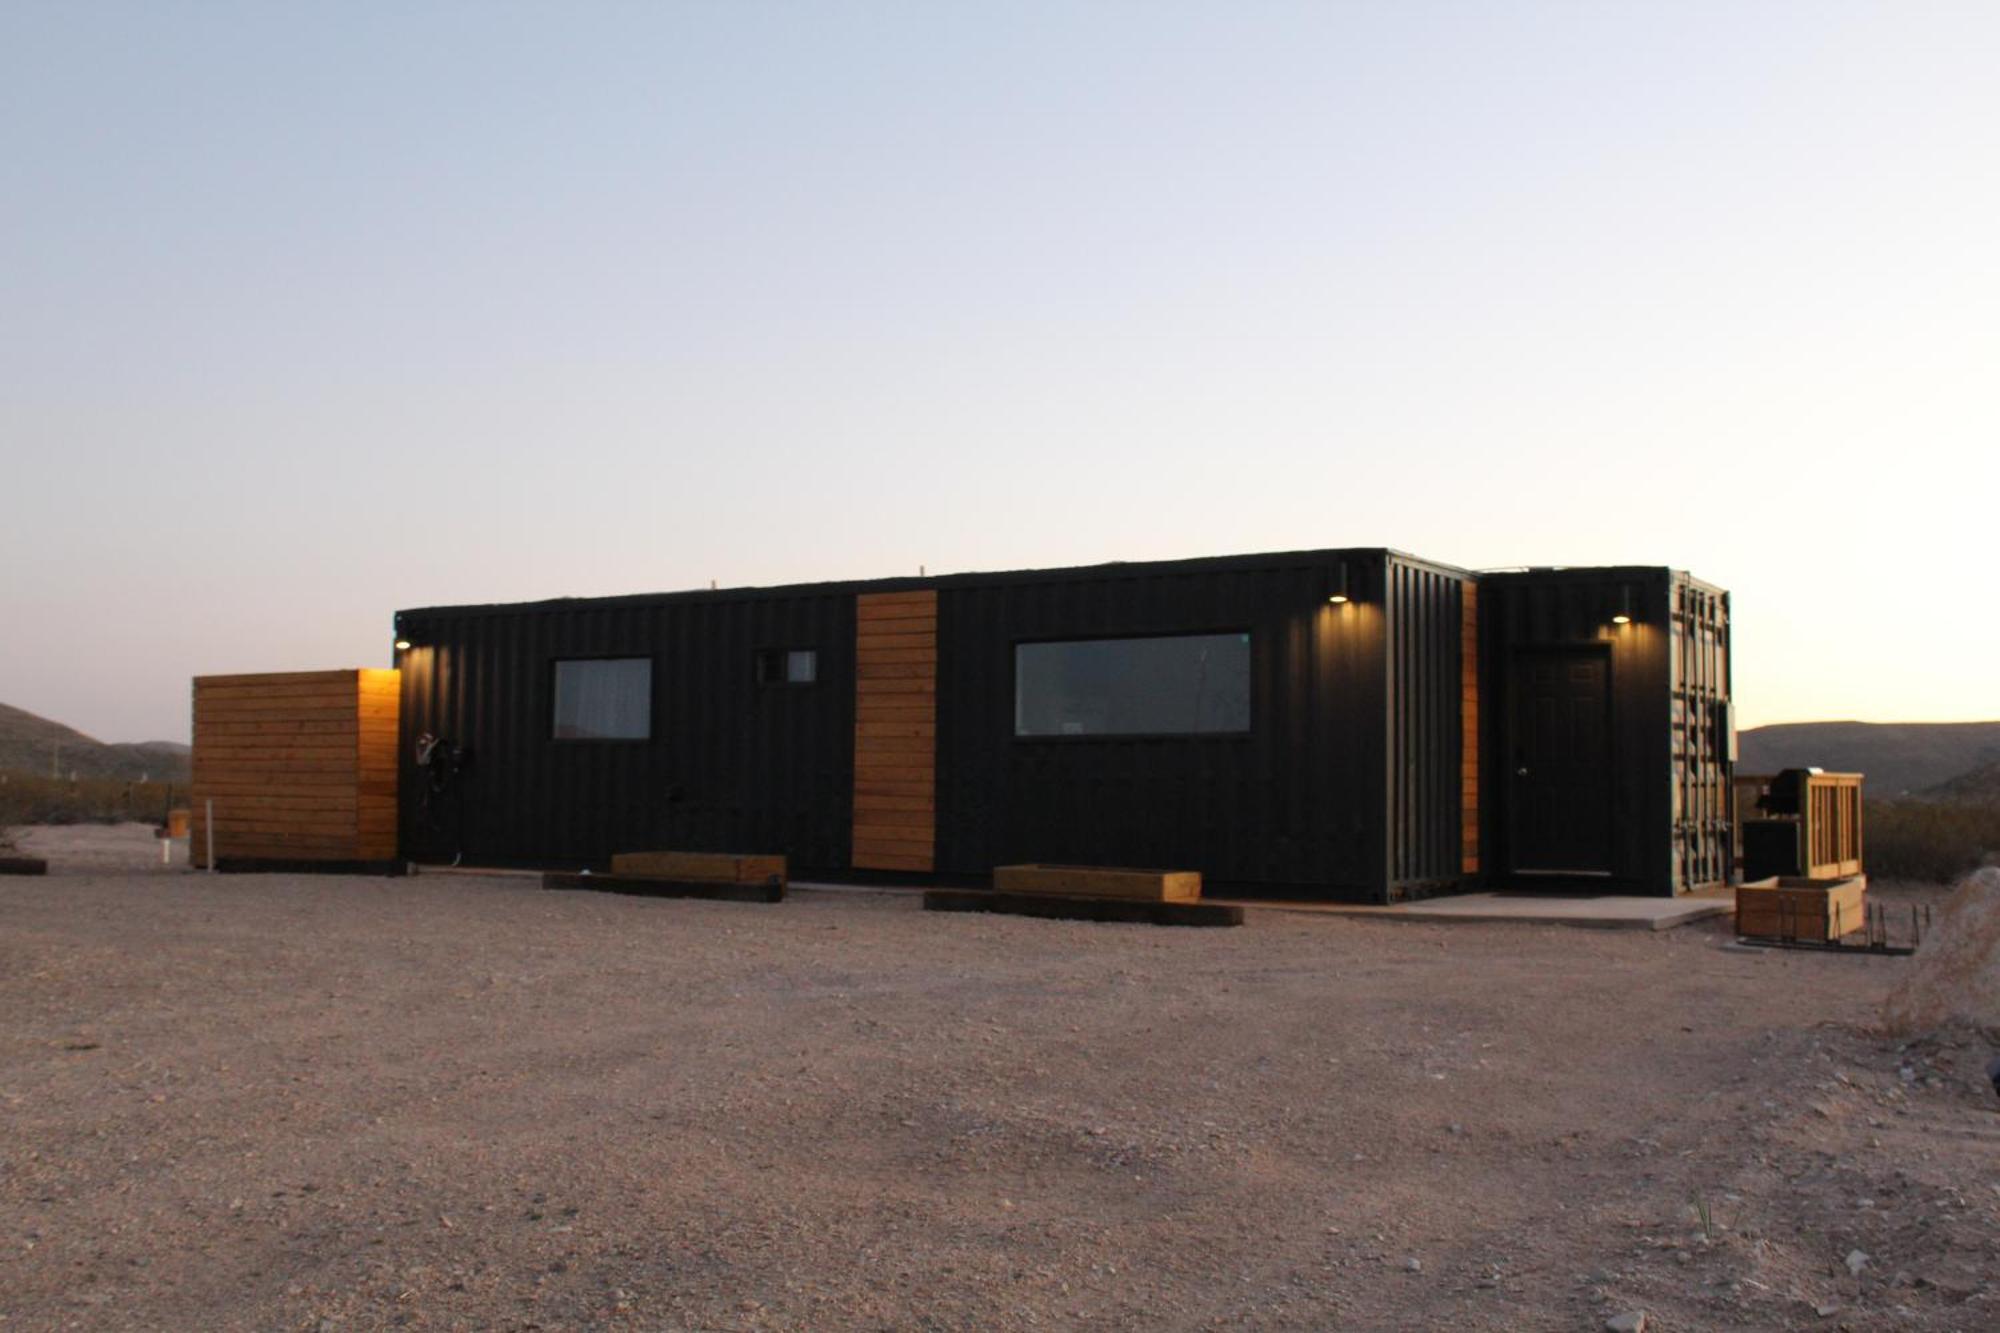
left=1215, top=890, right=1734, bottom=932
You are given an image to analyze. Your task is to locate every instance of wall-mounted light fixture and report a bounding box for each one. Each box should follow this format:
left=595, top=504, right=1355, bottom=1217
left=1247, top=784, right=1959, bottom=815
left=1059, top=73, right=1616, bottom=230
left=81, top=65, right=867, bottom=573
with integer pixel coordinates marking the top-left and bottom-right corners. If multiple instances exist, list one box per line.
left=1610, top=586, right=1634, bottom=625
left=1326, top=562, right=1351, bottom=605
left=394, top=638, right=413, bottom=652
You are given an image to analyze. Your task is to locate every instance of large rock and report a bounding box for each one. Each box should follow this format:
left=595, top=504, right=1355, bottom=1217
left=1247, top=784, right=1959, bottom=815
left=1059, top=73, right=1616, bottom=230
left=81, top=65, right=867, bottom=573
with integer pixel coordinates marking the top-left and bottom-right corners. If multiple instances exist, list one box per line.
left=1882, top=868, right=2000, bottom=1040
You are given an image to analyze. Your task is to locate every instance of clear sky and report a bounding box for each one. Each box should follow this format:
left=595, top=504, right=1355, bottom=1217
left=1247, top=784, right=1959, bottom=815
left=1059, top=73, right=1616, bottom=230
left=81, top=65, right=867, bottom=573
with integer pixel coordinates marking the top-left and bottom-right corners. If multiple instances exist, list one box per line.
left=3, top=2, right=1995, bottom=743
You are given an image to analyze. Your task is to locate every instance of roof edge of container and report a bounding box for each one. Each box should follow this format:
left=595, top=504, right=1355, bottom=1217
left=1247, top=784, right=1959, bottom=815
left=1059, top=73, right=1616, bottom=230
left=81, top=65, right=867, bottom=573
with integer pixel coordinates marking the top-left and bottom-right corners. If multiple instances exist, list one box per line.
left=395, top=545, right=1472, bottom=621
left=1477, top=564, right=1727, bottom=593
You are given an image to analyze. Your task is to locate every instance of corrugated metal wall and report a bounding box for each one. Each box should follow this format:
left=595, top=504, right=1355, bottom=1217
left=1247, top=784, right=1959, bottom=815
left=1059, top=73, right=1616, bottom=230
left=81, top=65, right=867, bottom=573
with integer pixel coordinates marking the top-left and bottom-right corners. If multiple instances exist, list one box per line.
left=387, top=551, right=1724, bottom=901
left=932, top=553, right=1396, bottom=897
left=395, top=590, right=857, bottom=870
left=1385, top=557, right=1474, bottom=897
left=1478, top=568, right=1729, bottom=896
left=1669, top=575, right=1733, bottom=891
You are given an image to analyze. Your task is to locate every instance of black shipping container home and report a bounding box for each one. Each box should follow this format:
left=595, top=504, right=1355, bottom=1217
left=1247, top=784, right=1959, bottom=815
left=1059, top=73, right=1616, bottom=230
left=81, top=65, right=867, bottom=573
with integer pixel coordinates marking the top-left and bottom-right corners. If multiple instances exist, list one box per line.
left=392, top=549, right=1731, bottom=901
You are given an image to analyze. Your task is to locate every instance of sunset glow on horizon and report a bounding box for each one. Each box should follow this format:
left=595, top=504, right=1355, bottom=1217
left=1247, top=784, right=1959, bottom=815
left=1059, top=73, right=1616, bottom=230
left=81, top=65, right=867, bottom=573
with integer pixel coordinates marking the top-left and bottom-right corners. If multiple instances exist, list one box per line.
left=3, top=3, right=1995, bottom=743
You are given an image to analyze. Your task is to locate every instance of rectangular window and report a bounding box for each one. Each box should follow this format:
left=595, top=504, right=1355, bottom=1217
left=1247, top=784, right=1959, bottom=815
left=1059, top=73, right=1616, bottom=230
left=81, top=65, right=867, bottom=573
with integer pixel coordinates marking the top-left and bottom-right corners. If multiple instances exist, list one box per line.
left=1015, top=632, right=1251, bottom=737
left=756, top=648, right=817, bottom=685
left=553, top=658, right=652, bottom=739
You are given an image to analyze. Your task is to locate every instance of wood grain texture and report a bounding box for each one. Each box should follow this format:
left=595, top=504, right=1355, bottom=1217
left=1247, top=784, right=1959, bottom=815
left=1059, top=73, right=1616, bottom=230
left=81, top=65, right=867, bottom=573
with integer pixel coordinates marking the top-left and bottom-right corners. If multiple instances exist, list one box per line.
left=852, top=591, right=938, bottom=871
left=608, top=851, right=787, bottom=884
left=1735, top=875, right=1867, bottom=942
left=992, top=864, right=1203, bottom=903
left=191, top=668, right=401, bottom=866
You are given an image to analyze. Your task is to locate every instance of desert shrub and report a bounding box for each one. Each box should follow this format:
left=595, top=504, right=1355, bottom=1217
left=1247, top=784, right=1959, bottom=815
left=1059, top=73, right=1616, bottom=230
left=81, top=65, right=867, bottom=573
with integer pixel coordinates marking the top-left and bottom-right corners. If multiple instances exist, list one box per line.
left=0, top=773, right=184, bottom=831
left=1865, top=798, right=2000, bottom=884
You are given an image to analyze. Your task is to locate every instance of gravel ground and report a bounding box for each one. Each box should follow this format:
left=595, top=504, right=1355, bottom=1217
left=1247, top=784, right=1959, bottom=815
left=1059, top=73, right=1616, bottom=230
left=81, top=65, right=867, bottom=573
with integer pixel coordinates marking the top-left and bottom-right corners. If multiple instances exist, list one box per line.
left=2, top=826, right=1995, bottom=1331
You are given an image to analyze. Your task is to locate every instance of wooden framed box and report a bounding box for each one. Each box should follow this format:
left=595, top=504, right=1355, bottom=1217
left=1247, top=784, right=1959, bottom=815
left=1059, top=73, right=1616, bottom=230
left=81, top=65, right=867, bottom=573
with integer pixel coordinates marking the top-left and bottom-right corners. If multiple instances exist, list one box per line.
left=1735, top=875, right=1867, bottom=942
left=190, top=669, right=399, bottom=872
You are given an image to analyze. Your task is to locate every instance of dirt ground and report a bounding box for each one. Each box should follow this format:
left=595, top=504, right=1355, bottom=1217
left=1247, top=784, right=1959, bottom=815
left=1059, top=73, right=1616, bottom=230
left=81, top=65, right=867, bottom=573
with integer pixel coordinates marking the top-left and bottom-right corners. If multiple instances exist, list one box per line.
left=2, top=826, right=1995, bottom=1332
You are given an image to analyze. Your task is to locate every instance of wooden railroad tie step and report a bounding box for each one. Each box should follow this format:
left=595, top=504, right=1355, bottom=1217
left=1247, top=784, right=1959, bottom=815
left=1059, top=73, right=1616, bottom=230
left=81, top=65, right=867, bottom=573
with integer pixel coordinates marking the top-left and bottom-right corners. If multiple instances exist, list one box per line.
left=923, top=889, right=1241, bottom=928
left=608, top=851, right=787, bottom=885
left=542, top=872, right=784, bottom=904
left=992, top=864, right=1203, bottom=903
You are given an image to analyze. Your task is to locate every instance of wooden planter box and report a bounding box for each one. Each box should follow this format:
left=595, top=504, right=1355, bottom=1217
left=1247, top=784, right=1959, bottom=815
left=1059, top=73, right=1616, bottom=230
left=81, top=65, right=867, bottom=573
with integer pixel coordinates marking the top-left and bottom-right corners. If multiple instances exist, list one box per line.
left=1736, top=875, right=1867, bottom=942
left=609, top=851, right=786, bottom=885
left=992, top=864, right=1203, bottom=903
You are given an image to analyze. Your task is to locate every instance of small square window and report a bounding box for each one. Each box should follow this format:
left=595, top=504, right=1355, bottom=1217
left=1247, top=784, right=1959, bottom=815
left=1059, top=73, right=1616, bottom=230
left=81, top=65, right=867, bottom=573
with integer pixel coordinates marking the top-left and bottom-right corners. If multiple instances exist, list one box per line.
left=756, top=648, right=817, bottom=686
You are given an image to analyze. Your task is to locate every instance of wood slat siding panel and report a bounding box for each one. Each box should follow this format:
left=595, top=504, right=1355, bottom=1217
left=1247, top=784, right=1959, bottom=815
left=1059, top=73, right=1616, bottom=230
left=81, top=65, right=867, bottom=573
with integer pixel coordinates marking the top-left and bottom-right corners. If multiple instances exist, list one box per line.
left=190, top=668, right=401, bottom=866
left=1461, top=583, right=1480, bottom=874
left=852, top=591, right=936, bottom=870
left=354, top=669, right=401, bottom=859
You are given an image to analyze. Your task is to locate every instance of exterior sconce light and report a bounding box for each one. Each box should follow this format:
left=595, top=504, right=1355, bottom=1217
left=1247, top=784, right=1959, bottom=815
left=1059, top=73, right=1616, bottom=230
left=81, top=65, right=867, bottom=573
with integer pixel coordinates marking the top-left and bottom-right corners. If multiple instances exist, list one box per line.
left=1326, top=563, right=1351, bottom=605
left=1611, top=587, right=1633, bottom=625
left=394, top=639, right=413, bottom=652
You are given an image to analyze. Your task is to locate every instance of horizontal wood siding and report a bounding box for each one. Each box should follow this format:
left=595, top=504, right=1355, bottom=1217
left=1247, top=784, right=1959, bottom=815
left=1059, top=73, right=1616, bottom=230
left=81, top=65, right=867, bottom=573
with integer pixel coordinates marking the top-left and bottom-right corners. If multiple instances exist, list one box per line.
left=191, top=669, right=399, bottom=865
left=355, top=668, right=400, bottom=860
left=852, top=591, right=937, bottom=870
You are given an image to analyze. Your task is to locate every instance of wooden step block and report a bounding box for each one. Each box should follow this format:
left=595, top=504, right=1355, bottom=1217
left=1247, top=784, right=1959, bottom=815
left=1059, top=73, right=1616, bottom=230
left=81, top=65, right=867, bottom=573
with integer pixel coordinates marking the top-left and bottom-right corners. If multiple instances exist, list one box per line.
left=0, top=857, right=49, bottom=877
left=924, top=889, right=1240, bottom=928
left=1736, top=875, right=1867, bottom=942
left=608, top=851, right=787, bottom=885
left=543, top=872, right=784, bottom=904
left=992, top=864, right=1202, bottom=903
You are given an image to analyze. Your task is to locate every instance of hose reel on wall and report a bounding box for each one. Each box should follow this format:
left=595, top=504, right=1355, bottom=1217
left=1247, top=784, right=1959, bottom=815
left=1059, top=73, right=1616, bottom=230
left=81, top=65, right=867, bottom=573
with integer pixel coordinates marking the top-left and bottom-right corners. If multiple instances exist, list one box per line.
left=414, top=731, right=472, bottom=864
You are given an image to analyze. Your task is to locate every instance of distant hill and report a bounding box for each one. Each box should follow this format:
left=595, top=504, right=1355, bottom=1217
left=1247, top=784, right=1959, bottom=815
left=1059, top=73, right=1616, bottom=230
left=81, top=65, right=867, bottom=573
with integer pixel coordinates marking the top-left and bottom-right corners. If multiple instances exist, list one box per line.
left=1923, top=760, right=2000, bottom=804
left=0, top=703, right=191, bottom=783
left=1738, top=721, right=2000, bottom=798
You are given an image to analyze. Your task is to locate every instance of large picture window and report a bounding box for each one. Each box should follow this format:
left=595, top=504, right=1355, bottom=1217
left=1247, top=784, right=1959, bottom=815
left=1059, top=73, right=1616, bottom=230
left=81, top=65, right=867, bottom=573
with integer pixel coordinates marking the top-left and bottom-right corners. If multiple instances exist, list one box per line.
left=553, top=658, right=652, bottom=740
left=1015, top=633, right=1251, bottom=737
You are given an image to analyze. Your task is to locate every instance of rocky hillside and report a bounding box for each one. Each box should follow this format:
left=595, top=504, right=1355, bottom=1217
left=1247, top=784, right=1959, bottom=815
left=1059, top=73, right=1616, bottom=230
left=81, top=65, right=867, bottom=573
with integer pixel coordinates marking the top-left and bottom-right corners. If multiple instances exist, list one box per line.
left=1737, top=721, right=2000, bottom=798
left=1923, top=761, right=2000, bottom=804
left=0, top=703, right=190, bottom=783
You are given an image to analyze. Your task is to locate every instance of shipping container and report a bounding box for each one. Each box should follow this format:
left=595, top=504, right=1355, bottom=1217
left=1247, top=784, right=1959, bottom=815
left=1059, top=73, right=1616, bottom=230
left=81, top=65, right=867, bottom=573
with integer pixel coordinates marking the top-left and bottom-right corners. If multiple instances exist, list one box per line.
left=1476, top=567, right=1734, bottom=895
left=392, top=549, right=1726, bottom=901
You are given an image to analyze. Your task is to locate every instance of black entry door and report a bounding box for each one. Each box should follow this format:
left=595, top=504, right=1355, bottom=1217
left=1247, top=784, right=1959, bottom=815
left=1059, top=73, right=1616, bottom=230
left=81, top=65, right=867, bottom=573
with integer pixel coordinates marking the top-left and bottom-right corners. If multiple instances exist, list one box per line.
left=1509, top=648, right=1613, bottom=874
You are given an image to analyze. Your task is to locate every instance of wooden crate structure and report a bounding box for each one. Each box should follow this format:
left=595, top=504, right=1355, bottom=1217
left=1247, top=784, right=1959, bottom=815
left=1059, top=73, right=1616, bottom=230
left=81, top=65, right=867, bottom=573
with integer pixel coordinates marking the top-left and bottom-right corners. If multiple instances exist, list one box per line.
left=1736, top=875, right=1867, bottom=942
left=1734, top=771, right=1864, bottom=880
left=190, top=669, right=399, bottom=869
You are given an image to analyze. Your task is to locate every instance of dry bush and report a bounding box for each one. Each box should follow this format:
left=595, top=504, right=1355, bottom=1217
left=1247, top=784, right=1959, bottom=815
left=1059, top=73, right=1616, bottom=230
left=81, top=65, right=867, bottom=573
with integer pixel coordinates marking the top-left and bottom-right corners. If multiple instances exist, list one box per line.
left=0, top=773, right=184, bottom=831
left=1865, top=797, right=2000, bottom=884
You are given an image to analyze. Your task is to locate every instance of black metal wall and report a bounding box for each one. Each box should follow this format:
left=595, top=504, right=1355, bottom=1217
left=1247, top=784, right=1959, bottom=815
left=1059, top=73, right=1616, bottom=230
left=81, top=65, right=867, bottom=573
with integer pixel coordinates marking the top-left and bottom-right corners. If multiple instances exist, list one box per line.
left=931, top=551, right=1402, bottom=897
left=1478, top=568, right=1732, bottom=895
left=388, top=548, right=1536, bottom=901
left=394, top=588, right=859, bottom=870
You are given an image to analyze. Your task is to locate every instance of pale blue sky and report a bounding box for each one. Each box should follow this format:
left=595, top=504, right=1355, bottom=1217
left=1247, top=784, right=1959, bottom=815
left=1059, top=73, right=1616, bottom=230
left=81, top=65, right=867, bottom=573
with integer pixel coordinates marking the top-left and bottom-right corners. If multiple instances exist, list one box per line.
left=4, top=2, right=1996, bottom=742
